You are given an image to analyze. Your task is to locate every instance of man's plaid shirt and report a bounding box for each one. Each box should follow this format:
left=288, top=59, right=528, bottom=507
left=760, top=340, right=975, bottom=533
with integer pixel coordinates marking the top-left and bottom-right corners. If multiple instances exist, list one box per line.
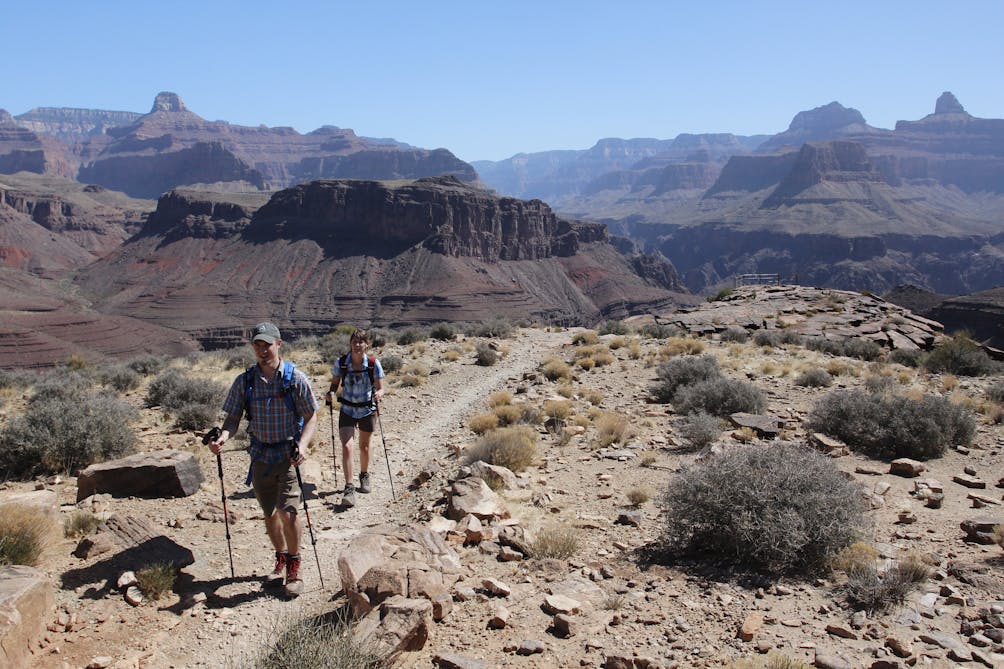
left=222, top=362, right=318, bottom=465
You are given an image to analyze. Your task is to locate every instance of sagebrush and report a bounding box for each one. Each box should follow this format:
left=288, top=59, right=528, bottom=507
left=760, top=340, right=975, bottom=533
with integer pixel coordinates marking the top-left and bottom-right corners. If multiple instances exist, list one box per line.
left=660, top=442, right=868, bottom=574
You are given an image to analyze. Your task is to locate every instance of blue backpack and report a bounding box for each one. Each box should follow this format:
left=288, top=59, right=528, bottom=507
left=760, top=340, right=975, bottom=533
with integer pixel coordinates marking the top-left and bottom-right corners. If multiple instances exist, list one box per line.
left=242, top=361, right=304, bottom=438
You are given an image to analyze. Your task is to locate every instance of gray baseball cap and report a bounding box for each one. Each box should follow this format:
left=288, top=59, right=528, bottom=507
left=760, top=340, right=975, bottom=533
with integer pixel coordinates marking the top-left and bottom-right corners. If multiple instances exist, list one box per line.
left=251, top=322, right=281, bottom=343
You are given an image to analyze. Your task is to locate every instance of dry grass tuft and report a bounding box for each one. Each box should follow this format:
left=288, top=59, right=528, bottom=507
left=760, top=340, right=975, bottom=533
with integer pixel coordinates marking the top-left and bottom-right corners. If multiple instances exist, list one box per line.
left=530, top=523, right=580, bottom=559
left=0, top=504, right=54, bottom=566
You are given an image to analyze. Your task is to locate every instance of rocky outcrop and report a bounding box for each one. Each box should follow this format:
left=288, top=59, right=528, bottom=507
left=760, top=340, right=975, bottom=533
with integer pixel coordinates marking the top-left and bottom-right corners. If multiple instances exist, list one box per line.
left=76, top=450, right=205, bottom=501
left=762, top=141, right=886, bottom=206
left=14, top=107, right=141, bottom=144
left=757, top=102, right=880, bottom=153
left=0, top=566, right=54, bottom=669
left=73, top=178, right=692, bottom=344
left=926, top=287, right=1004, bottom=349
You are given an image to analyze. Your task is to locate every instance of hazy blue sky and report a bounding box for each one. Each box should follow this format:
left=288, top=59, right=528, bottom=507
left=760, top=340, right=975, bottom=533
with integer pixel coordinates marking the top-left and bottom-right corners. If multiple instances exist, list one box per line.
left=6, top=1, right=1003, bottom=162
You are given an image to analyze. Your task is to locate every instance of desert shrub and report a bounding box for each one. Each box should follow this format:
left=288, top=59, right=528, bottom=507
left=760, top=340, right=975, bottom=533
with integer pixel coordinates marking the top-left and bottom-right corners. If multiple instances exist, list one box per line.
left=652, top=354, right=722, bottom=403
left=638, top=322, right=679, bottom=339
left=753, top=330, right=783, bottom=348
left=725, top=654, right=812, bottom=669
left=888, top=348, right=921, bottom=368
left=441, top=349, right=461, bottom=362
left=64, top=511, right=102, bottom=539
left=240, top=610, right=387, bottom=669
left=608, top=336, right=625, bottom=350
left=0, top=390, right=137, bottom=478
left=678, top=411, right=723, bottom=449
left=863, top=374, right=896, bottom=394
left=592, top=350, right=615, bottom=367
left=99, top=364, right=142, bottom=392
left=529, top=523, right=579, bottom=560
left=807, top=389, right=975, bottom=459
left=136, top=562, right=177, bottom=600
left=468, top=413, right=499, bottom=435
left=492, top=404, right=522, bottom=427
left=146, top=373, right=225, bottom=412
left=577, top=357, right=595, bottom=371
left=581, top=388, right=604, bottom=405
left=794, top=368, right=833, bottom=388
left=596, top=412, right=629, bottom=446
left=829, top=542, right=880, bottom=575
left=720, top=327, right=749, bottom=343
left=571, top=330, right=598, bottom=346
left=429, top=322, right=456, bottom=341
left=380, top=354, right=403, bottom=373
left=124, top=355, right=166, bottom=377
left=462, top=317, right=515, bottom=339
left=541, top=358, right=572, bottom=382
left=475, top=342, right=498, bottom=367
left=673, top=377, right=766, bottom=417
left=659, top=336, right=706, bottom=357
left=842, top=338, right=884, bottom=361
left=395, top=327, right=428, bottom=345
left=543, top=399, right=573, bottom=420
left=487, top=391, right=513, bottom=407
left=626, top=487, right=652, bottom=506
left=173, top=402, right=219, bottom=432
left=660, top=442, right=867, bottom=574
left=315, top=331, right=352, bottom=363
left=842, top=558, right=929, bottom=613
left=0, top=504, right=53, bottom=566
left=597, top=319, right=629, bottom=336
left=638, top=450, right=658, bottom=467
left=804, top=337, right=845, bottom=356
left=465, top=425, right=537, bottom=472
left=923, top=333, right=998, bottom=376
left=0, top=368, right=33, bottom=390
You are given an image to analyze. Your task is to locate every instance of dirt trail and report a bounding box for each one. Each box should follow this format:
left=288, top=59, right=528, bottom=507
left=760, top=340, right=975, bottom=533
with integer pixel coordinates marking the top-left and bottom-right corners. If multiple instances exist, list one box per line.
left=143, top=327, right=570, bottom=667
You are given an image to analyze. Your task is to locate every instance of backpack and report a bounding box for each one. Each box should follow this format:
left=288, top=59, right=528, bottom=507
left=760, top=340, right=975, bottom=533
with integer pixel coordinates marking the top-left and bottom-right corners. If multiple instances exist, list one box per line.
left=338, top=354, right=376, bottom=407
left=243, top=361, right=304, bottom=437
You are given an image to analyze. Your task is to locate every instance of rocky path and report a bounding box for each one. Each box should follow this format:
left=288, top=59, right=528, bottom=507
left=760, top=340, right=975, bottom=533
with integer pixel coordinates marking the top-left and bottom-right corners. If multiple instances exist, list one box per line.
left=142, top=327, right=570, bottom=667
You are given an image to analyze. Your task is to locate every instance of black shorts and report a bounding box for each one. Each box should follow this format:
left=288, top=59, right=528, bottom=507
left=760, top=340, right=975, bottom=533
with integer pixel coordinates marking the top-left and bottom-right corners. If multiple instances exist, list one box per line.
left=339, top=410, right=374, bottom=433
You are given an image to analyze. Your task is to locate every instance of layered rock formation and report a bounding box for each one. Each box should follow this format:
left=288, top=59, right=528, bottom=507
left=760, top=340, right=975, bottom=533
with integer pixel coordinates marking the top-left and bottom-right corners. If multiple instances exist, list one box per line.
left=77, top=177, right=692, bottom=346
left=2, top=92, right=479, bottom=199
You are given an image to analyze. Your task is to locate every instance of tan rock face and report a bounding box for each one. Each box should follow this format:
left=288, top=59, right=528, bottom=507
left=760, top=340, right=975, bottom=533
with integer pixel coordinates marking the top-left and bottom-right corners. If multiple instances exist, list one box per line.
left=0, top=566, right=55, bottom=669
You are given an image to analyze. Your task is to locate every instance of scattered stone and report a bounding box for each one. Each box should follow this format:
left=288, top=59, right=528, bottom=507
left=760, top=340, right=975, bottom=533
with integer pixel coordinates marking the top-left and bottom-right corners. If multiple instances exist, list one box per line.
left=615, top=511, right=642, bottom=527
left=960, top=516, right=1004, bottom=544
left=116, top=571, right=137, bottom=589
left=125, top=586, right=144, bottom=606
left=516, top=639, right=545, bottom=655
left=885, top=635, right=913, bottom=657
left=72, top=514, right=194, bottom=569
left=730, top=412, right=783, bottom=438
left=447, top=477, right=509, bottom=521
left=810, top=432, right=848, bottom=455
left=953, top=474, right=987, bottom=489
left=481, top=578, right=511, bottom=597
left=543, top=594, right=581, bottom=615
left=813, top=651, right=852, bottom=669
left=552, top=613, right=575, bottom=637
left=86, top=658, right=113, bottom=669
left=434, top=653, right=488, bottom=669
left=76, top=449, right=204, bottom=501
left=488, top=604, right=509, bottom=629
left=739, top=612, right=764, bottom=641
left=826, top=623, right=858, bottom=639
left=889, top=459, right=925, bottom=477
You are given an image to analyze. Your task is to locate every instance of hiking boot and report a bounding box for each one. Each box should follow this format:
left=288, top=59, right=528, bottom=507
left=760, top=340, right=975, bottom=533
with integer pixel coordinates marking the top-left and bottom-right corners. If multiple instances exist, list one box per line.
left=342, top=483, right=356, bottom=508
left=358, top=471, right=371, bottom=494
left=284, top=554, right=303, bottom=597
left=266, top=551, right=288, bottom=585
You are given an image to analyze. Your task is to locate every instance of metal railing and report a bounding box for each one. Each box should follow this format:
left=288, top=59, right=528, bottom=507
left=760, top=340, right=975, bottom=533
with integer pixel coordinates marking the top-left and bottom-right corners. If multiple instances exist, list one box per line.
left=734, top=273, right=781, bottom=287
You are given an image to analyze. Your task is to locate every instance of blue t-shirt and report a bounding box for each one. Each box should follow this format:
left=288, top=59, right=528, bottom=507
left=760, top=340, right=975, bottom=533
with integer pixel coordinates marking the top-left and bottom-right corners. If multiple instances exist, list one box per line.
left=334, top=355, right=385, bottom=418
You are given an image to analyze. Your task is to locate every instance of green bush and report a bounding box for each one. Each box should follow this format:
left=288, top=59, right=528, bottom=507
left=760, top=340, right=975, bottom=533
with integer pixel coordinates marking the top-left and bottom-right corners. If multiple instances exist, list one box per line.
left=804, top=337, right=845, bottom=356
left=719, top=327, right=749, bottom=343
left=597, top=319, right=629, bottom=336
left=461, top=317, right=515, bottom=339
left=380, top=354, right=403, bottom=373
left=652, top=355, right=721, bottom=403
left=429, top=322, right=456, bottom=341
left=0, top=390, right=137, bottom=478
left=639, top=322, right=679, bottom=339
left=807, top=389, right=975, bottom=460
left=136, top=562, right=178, bottom=600
left=678, top=412, right=723, bottom=449
left=126, top=355, right=168, bottom=376
left=660, top=442, right=867, bottom=574
left=395, top=327, right=429, bottom=345
left=843, top=338, right=884, bottom=361
left=753, top=330, right=783, bottom=348
left=987, top=380, right=1004, bottom=403
left=100, top=364, right=142, bottom=392
left=673, top=377, right=766, bottom=417
left=794, top=368, right=833, bottom=388
left=316, top=332, right=352, bottom=365
left=146, top=372, right=226, bottom=412
left=923, top=333, right=998, bottom=376
left=475, top=342, right=498, bottom=366
left=465, top=425, right=537, bottom=472
left=889, top=348, right=921, bottom=368
left=173, top=402, right=219, bottom=431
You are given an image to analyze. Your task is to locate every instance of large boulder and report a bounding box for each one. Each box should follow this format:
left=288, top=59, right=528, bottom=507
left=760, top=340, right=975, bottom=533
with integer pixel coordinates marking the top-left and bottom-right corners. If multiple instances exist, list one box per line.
left=76, top=449, right=204, bottom=501
left=0, top=566, right=54, bottom=669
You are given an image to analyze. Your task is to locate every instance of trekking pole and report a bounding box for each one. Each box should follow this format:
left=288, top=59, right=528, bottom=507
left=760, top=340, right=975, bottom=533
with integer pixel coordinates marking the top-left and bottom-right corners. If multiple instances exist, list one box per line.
left=374, top=398, right=397, bottom=501
left=327, top=400, right=338, bottom=482
left=202, top=426, right=235, bottom=579
left=287, top=438, right=325, bottom=590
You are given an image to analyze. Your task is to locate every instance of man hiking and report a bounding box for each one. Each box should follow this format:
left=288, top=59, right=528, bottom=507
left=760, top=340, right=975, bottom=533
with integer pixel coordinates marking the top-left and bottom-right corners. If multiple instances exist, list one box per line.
left=207, top=322, right=318, bottom=597
left=326, top=329, right=385, bottom=508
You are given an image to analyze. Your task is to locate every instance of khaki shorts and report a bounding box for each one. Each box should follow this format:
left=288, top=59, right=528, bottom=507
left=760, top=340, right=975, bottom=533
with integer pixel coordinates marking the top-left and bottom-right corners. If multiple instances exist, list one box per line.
left=250, top=460, right=300, bottom=516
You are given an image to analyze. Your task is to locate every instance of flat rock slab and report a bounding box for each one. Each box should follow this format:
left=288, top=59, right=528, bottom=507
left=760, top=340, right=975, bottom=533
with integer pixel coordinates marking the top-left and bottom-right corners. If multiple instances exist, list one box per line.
left=0, top=566, right=55, bottom=669
left=77, top=449, right=204, bottom=502
left=73, top=514, right=194, bottom=569
left=729, top=412, right=782, bottom=437
left=0, top=490, right=59, bottom=519
left=960, top=516, right=1004, bottom=544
